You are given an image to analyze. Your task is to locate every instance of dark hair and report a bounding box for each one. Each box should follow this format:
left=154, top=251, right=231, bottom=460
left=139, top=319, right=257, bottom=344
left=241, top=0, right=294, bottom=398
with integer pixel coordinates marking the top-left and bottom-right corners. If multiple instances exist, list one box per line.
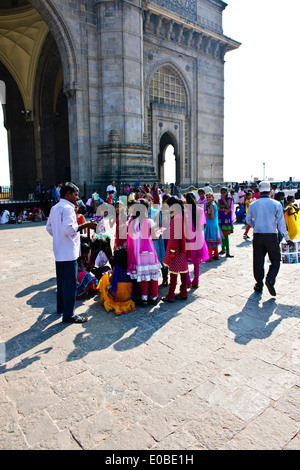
left=81, top=243, right=90, bottom=255
left=167, top=196, right=185, bottom=219
left=60, top=182, right=79, bottom=198
left=113, top=248, right=127, bottom=269
left=274, top=191, right=285, bottom=201
left=185, top=192, right=198, bottom=229
left=162, top=193, right=170, bottom=203
left=132, top=199, right=149, bottom=220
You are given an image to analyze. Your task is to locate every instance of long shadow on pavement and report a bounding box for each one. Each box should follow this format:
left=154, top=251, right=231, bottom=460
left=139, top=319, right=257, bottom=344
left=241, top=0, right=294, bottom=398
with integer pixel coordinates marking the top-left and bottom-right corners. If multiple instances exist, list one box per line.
left=0, top=281, right=199, bottom=373
left=228, top=292, right=300, bottom=344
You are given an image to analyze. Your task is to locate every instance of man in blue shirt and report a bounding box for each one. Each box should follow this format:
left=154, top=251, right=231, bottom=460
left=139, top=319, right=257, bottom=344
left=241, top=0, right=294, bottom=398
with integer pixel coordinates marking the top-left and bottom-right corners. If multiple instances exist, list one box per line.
left=246, top=181, right=294, bottom=295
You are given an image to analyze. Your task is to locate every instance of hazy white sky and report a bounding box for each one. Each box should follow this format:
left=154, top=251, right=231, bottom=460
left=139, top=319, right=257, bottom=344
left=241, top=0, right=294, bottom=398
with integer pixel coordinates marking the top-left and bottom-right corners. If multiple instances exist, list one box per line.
left=1, top=0, right=300, bottom=185
left=223, top=0, right=300, bottom=182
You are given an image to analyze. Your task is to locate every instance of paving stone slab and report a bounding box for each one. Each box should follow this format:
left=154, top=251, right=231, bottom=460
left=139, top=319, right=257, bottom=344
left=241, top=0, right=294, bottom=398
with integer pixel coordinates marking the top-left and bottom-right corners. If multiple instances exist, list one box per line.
left=0, top=221, right=299, bottom=450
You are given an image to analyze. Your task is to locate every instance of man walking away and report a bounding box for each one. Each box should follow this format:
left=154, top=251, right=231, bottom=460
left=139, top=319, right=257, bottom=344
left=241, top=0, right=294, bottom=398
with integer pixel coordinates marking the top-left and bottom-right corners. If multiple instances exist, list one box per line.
left=46, top=182, right=97, bottom=322
left=246, top=181, right=294, bottom=296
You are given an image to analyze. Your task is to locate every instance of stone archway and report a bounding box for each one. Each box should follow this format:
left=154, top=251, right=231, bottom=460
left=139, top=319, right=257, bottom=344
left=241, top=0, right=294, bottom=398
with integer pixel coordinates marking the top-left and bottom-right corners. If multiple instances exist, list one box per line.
left=0, top=1, right=74, bottom=198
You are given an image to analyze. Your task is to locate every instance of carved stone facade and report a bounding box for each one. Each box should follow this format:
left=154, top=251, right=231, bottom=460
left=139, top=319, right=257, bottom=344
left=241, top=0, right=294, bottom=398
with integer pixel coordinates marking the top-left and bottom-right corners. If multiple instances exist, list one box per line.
left=0, top=0, right=240, bottom=198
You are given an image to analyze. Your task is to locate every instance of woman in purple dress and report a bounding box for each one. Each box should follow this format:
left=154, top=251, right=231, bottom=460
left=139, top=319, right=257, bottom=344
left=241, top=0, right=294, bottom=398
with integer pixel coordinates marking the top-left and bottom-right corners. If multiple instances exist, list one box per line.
left=217, top=187, right=235, bottom=258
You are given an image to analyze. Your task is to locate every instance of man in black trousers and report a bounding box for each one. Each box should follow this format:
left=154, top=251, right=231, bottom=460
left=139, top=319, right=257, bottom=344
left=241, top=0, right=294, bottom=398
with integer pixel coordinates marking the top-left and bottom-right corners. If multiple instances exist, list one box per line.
left=46, top=182, right=97, bottom=322
left=246, top=181, right=294, bottom=296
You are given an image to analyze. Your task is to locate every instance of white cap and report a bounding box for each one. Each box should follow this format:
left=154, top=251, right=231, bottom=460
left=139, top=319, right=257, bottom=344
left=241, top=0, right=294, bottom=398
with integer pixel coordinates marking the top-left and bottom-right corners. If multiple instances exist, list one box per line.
left=259, top=181, right=270, bottom=192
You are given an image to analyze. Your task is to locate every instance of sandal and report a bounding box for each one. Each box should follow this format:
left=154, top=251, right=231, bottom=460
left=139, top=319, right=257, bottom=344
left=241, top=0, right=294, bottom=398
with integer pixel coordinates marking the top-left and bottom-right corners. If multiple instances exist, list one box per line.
left=175, top=293, right=188, bottom=300
left=162, top=296, right=175, bottom=303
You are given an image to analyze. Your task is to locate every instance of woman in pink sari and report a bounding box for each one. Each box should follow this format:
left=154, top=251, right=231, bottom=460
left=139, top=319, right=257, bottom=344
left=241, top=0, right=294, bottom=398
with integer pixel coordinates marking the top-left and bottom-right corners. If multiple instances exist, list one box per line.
left=127, top=199, right=161, bottom=306
left=185, top=193, right=209, bottom=287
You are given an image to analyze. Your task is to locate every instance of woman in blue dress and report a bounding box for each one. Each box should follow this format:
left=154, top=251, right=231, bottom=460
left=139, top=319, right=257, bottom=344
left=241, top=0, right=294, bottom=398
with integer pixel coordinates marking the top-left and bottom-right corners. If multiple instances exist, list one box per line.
left=204, top=192, right=223, bottom=261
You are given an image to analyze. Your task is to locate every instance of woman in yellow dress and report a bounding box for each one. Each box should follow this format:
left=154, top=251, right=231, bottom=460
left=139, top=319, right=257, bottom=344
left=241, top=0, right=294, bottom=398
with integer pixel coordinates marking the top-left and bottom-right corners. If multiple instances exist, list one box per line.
left=97, top=247, right=136, bottom=315
left=284, top=195, right=300, bottom=240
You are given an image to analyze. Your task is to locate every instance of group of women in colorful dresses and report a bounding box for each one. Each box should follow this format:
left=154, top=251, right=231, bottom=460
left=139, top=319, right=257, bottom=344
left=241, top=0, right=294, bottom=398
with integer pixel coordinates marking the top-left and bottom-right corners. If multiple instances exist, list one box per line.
left=74, top=186, right=236, bottom=314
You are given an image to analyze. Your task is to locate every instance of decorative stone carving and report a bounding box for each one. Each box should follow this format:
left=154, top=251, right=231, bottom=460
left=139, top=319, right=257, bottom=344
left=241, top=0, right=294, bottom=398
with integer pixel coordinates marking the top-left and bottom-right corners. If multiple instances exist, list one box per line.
left=151, top=0, right=197, bottom=22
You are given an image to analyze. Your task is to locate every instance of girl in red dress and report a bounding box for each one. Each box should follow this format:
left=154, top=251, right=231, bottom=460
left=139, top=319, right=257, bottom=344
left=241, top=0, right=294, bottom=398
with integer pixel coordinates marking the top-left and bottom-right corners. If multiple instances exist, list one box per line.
left=162, top=197, right=189, bottom=302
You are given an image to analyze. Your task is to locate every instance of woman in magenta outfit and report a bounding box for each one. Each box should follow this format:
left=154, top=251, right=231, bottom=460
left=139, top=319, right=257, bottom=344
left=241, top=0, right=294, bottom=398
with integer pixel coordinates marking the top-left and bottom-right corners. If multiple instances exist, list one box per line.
left=127, top=199, right=161, bottom=306
left=185, top=193, right=209, bottom=287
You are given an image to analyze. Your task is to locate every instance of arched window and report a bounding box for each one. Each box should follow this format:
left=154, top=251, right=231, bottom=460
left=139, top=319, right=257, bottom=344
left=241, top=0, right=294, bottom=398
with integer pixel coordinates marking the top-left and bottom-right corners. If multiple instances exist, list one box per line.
left=149, top=66, right=186, bottom=108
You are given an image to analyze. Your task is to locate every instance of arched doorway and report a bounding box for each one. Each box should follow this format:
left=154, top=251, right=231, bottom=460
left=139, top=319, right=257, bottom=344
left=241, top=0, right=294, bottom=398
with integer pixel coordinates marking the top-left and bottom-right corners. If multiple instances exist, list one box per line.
left=158, top=132, right=178, bottom=185
left=0, top=1, right=71, bottom=199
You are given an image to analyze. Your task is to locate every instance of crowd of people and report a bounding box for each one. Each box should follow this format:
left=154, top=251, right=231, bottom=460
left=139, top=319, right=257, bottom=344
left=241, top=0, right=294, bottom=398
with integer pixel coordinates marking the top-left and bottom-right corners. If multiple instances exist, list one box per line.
left=235, top=182, right=300, bottom=241
left=2, top=177, right=298, bottom=323
left=0, top=206, right=46, bottom=224
left=44, top=178, right=299, bottom=323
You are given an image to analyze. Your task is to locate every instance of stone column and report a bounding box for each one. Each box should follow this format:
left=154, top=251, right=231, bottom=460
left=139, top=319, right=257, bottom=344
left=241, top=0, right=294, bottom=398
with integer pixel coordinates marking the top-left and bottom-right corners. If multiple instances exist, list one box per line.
left=94, top=0, right=156, bottom=193
left=96, top=0, right=144, bottom=143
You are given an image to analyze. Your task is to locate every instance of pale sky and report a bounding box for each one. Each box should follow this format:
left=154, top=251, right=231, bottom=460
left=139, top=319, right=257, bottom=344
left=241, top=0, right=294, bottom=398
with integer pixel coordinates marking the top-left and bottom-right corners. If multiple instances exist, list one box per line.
left=223, top=0, right=300, bottom=182
left=1, top=0, right=300, bottom=186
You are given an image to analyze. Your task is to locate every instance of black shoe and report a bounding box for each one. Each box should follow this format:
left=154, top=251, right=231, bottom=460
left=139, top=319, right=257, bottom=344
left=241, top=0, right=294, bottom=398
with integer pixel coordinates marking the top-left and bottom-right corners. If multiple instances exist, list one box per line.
left=63, top=315, right=88, bottom=323
left=265, top=281, right=276, bottom=296
left=254, top=284, right=263, bottom=293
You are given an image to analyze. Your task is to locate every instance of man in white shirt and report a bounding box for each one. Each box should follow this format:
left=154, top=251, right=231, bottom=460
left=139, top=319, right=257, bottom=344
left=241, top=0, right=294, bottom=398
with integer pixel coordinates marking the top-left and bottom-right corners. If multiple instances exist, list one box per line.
left=46, top=182, right=97, bottom=323
left=106, top=180, right=117, bottom=200
left=246, top=181, right=294, bottom=296
left=204, top=182, right=213, bottom=194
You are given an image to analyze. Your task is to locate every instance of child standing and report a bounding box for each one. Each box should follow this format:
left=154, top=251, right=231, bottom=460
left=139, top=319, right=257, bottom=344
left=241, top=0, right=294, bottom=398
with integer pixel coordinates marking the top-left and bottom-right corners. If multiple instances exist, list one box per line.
left=197, top=189, right=207, bottom=225
left=162, top=197, right=189, bottom=302
left=284, top=195, right=300, bottom=240
left=218, top=187, right=235, bottom=258
left=204, top=192, right=223, bottom=260
left=110, top=201, right=127, bottom=250
left=144, top=193, right=167, bottom=286
left=185, top=192, right=209, bottom=287
left=127, top=199, right=161, bottom=306
left=243, top=191, right=253, bottom=239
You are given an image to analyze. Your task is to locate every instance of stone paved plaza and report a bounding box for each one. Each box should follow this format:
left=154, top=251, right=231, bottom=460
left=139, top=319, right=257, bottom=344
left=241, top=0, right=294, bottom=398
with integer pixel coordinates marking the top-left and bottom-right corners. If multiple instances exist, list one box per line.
left=0, top=218, right=299, bottom=450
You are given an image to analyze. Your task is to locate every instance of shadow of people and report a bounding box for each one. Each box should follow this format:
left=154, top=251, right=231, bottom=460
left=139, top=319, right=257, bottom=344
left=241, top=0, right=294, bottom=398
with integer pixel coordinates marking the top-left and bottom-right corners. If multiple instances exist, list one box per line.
left=15, top=277, right=56, bottom=298
left=228, top=292, right=300, bottom=345
left=0, top=309, right=69, bottom=374
left=1, top=276, right=199, bottom=372
left=0, top=280, right=66, bottom=373
left=66, top=289, right=199, bottom=362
